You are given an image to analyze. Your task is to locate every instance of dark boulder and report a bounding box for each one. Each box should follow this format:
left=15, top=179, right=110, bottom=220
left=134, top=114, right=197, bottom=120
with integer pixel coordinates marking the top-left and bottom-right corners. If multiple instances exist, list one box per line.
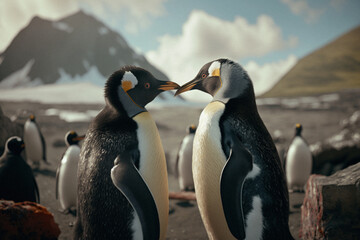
left=301, top=163, right=360, bottom=239
left=311, top=111, right=360, bottom=175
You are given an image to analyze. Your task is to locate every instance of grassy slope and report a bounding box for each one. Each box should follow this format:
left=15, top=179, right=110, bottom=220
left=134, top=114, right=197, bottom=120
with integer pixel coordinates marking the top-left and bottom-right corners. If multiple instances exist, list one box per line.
left=262, top=25, right=360, bottom=98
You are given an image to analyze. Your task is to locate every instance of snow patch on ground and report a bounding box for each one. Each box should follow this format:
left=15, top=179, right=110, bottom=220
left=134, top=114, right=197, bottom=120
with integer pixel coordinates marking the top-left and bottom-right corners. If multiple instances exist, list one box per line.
left=45, top=108, right=99, bottom=122
left=256, top=93, right=340, bottom=109
left=0, top=82, right=104, bottom=104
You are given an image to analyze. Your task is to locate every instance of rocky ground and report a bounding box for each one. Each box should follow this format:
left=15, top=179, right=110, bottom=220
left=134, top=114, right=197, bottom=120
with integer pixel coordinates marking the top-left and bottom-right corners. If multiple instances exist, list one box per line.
left=0, top=89, right=359, bottom=239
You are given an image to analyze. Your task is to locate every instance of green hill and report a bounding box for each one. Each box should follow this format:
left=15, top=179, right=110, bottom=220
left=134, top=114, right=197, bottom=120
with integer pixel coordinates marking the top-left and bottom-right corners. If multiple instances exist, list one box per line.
left=262, top=26, right=360, bottom=98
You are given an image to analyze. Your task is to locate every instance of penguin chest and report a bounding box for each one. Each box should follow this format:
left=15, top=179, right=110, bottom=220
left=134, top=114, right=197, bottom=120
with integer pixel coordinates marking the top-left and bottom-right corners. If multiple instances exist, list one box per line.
left=133, top=111, right=169, bottom=240
left=286, top=137, right=312, bottom=187
left=24, top=121, right=43, bottom=161
left=59, top=145, right=80, bottom=209
left=193, top=102, right=235, bottom=240
left=178, top=135, right=195, bottom=190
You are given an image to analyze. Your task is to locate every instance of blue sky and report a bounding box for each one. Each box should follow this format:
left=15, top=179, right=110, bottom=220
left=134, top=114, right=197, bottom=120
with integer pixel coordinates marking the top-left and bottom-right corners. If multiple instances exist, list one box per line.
left=1, top=0, right=359, bottom=99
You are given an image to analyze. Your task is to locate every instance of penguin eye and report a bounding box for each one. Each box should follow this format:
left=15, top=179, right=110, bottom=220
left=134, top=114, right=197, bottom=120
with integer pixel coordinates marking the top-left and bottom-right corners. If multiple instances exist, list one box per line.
left=144, top=83, right=150, bottom=89
left=202, top=74, right=207, bottom=78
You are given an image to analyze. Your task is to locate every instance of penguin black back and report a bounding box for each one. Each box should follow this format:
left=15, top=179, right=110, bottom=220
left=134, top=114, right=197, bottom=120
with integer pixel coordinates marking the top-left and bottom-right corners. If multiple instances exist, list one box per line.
left=0, top=137, right=39, bottom=203
left=175, top=59, right=293, bottom=239
left=74, top=66, right=178, bottom=239
left=220, top=96, right=291, bottom=238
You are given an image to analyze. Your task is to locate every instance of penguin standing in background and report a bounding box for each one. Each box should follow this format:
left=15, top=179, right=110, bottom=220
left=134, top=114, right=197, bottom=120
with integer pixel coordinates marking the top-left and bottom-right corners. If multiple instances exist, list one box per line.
left=56, top=131, right=85, bottom=214
left=23, top=114, right=47, bottom=169
left=175, top=124, right=196, bottom=191
left=285, top=124, right=312, bottom=192
left=175, top=59, right=293, bottom=240
left=0, top=136, right=40, bottom=203
left=74, top=66, right=179, bottom=240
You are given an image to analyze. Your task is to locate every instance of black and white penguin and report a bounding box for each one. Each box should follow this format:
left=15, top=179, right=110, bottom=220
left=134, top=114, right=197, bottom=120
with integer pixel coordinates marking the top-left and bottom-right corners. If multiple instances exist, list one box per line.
left=74, top=66, right=179, bottom=240
left=56, top=131, right=85, bottom=213
left=0, top=136, right=40, bottom=203
left=285, top=124, right=312, bottom=192
left=175, top=124, right=196, bottom=191
left=23, top=114, right=47, bottom=169
left=175, top=59, right=293, bottom=240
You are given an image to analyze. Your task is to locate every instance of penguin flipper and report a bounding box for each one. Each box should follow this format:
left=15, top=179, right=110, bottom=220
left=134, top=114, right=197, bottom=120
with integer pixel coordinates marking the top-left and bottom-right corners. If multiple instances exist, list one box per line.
left=33, top=175, right=40, bottom=203
left=220, top=123, right=253, bottom=240
left=35, top=121, right=48, bottom=164
left=174, top=139, right=183, bottom=179
left=55, top=159, right=62, bottom=200
left=111, top=153, right=160, bottom=240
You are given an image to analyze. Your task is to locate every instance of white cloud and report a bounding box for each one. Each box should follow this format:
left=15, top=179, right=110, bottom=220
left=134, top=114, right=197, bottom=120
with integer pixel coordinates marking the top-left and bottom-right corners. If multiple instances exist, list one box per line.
left=0, top=0, right=167, bottom=51
left=146, top=10, right=298, bottom=101
left=281, top=0, right=324, bottom=23
left=80, top=0, right=167, bottom=34
left=245, top=55, right=298, bottom=96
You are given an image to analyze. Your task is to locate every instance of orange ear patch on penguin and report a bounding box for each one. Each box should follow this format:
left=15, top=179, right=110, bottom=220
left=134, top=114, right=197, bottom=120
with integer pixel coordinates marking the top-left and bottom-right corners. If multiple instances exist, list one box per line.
left=121, top=81, right=133, bottom=92
left=121, top=71, right=138, bottom=92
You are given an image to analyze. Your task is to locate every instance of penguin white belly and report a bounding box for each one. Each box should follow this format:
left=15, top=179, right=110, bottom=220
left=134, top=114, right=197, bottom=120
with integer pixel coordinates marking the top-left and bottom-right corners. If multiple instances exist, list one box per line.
left=59, top=145, right=80, bottom=210
left=133, top=111, right=169, bottom=240
left=193, top=101, right=236, bottom=240
left=24, top=121, right=43, bottom=163
left=286, top=137, right=312, bottom=189
left=178, top=135, right=194, bottom=190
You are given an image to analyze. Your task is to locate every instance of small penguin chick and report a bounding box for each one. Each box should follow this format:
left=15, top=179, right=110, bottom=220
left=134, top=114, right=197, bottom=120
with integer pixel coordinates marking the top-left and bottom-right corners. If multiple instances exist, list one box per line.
left=0, top=136, right=40, bottom=203
left=6, top=136, right=25, bottom=155
left=64, top=131, right=85, bottom=147
left=285, top=123, right=312, bottom=193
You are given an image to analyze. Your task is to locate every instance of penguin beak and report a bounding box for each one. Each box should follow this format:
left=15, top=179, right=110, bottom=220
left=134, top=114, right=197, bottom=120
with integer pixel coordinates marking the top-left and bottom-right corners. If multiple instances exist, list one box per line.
left=174, top=78, right=202, bottom=96
left=73, top=135, right=85, bottom=141
left=21, top=143, right=25, bottom=149
left=158, top=81, right=180, bottom=91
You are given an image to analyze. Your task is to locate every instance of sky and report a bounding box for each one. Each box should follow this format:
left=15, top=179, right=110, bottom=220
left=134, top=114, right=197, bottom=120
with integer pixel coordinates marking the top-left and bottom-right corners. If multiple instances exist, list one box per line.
left=0, top=0, right=359, bottom=100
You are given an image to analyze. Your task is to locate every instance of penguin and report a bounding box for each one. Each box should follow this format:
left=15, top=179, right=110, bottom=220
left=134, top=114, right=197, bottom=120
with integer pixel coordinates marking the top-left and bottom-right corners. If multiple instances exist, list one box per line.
left=0, top=136, right=40, bottom=203
left=285, top=124, right=312, bottom=192
left=23, top=114, right=47, bottom=169
left=55, top=131, right=85, bottom=213
left=74, top=66, right=179, bottom=240
left=175, top=59, right=293, bottom=240
left=175, top=124, right=196, bottom=191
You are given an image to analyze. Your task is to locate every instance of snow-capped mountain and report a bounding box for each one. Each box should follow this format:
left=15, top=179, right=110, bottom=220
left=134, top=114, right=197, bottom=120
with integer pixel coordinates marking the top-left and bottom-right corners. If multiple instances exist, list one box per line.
left=0, top=10, right=182, bottom=101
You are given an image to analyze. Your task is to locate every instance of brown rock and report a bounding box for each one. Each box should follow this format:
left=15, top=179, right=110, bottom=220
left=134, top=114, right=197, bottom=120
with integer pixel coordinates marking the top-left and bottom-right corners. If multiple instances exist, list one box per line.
left=301, top=163, right=360, bottom=239
left=0, top=200, right=61, bottom=239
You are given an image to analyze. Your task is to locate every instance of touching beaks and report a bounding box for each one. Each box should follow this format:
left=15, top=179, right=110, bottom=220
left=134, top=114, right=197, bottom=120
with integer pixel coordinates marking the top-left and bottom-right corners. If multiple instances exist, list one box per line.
left=174, top=79, right=201, bottom=96
left=158, top=81, right=180, bottom=91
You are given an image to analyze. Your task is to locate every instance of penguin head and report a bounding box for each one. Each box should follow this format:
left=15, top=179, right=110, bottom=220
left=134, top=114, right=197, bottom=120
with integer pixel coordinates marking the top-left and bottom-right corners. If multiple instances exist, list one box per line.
left=187, top=124, right=197, bottom=134
left=295, top=123, right=303, bottom=136
left=65, top=131, right=85, bottom=146
left=105, top=66, right=180, bottom=117
left=29, top=114, right=36, bottom=122
left=5, top=136, right=25, bottom=155
left=175, top=59, right=253, bottom=103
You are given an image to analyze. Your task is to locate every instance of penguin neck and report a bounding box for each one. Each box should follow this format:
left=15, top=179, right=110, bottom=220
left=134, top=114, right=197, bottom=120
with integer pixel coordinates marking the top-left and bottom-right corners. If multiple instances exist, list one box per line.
left=223, top=89, right=258, bottom=117
left=106, top=86, right=147, bottom=118
left=295, top=129, right=302, bottom=137
left=117, top=86, right=147, bottom=118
